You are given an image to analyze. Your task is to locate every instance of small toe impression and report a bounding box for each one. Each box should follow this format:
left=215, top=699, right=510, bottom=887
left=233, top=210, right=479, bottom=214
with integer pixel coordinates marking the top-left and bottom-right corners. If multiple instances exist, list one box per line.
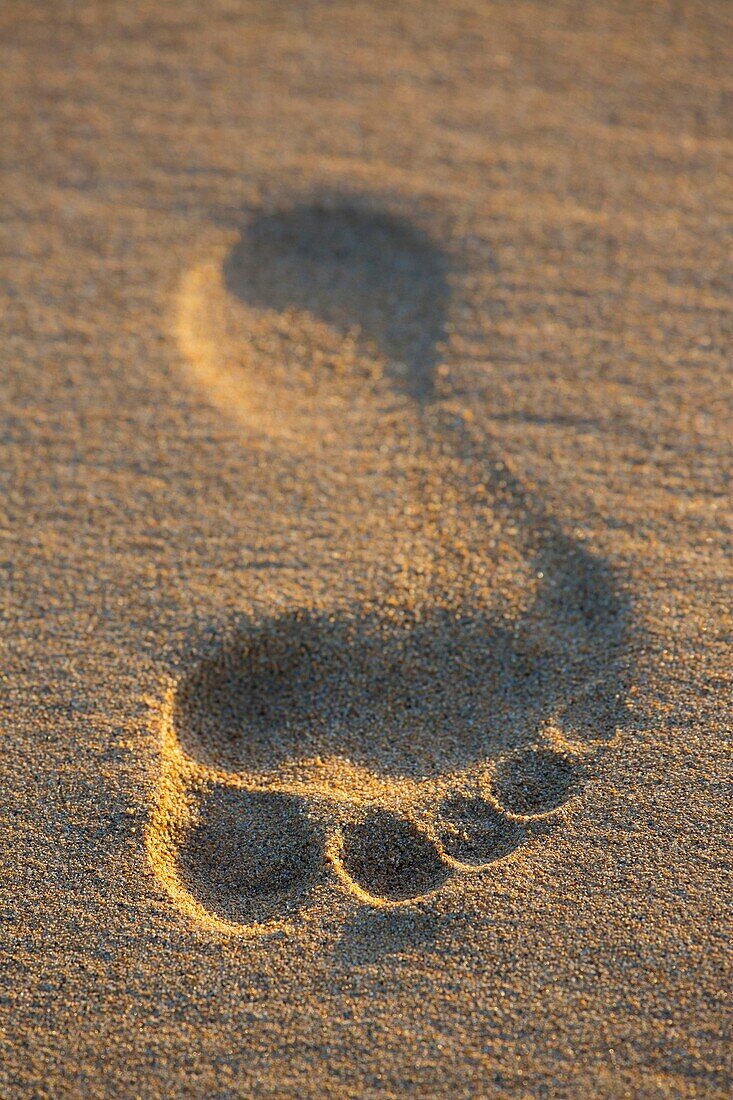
left=177, top=786, right=323, bottom=925
left=493, top=747, right=584, bottom=815
left=435, top=795, right=525, bottom=867
left=337, top=809, right=449, bottom=903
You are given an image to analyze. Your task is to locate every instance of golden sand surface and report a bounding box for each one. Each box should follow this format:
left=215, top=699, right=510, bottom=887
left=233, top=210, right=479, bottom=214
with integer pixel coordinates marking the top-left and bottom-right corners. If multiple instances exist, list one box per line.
left=2, top=2, right=731, bottom=1096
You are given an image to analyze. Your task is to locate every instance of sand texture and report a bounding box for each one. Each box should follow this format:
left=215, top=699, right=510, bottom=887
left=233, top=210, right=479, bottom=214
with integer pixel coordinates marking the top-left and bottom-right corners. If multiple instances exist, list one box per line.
left=1, top=2, right=732, bottom=1097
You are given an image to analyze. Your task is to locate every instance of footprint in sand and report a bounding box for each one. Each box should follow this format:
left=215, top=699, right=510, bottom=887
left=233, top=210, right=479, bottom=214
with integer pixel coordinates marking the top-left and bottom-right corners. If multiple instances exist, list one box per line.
left=147, top=198, right=630, bottom=933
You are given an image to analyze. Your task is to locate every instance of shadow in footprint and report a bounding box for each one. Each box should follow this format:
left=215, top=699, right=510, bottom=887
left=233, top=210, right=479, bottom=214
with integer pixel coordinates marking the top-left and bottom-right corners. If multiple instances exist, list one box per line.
left=336, top=808, right=449, bottom=902
left=435, top=794, right=526, bottom=866
left=223, top=201, right=449, bottom=402
left=492, top=747, right=584, bottom=815
left=177, top=786, right=323, bottom=925
left=173, top=607, right=586, bottom=777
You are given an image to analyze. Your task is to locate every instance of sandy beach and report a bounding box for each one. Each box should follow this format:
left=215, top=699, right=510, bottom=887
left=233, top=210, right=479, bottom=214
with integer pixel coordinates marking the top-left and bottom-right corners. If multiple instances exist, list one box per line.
left=2, top=2, right=731, bottom=1096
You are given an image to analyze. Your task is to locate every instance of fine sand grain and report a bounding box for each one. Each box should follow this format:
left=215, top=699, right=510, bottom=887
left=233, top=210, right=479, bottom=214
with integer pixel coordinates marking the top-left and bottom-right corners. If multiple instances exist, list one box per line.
left=2, top=2, right=731, bottom=1097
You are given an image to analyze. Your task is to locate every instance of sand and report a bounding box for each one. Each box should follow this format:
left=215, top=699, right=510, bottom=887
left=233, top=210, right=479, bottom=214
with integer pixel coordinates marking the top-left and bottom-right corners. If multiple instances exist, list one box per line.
left=1, top=1, right=731, bottom=1097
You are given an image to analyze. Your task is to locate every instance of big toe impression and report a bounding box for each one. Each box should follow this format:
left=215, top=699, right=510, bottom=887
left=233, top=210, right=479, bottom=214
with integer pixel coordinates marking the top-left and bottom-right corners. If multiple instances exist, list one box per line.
left=177, top=786, right=324, bottom=926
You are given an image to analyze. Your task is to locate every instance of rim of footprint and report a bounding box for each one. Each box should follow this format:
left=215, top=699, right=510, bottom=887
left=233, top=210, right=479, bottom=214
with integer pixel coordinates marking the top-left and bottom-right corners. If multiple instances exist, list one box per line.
left=146, top=196, right=631, bottom=935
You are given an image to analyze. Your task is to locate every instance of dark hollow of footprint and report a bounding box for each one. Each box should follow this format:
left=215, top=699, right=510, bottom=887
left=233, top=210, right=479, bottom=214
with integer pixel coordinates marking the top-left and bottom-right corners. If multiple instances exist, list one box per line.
left=174, top=598, right=625, bottom=779
left=177, top=787, right=324, bottom=924
left=338, top=809, right=450, bottom=901
left=224, top=200, right=448, bottom=402
left=492, top=746, right=584, bottom=814
left=435, top=794, right=526, bottom=864
left=177, top=199, right=631, bottom=783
